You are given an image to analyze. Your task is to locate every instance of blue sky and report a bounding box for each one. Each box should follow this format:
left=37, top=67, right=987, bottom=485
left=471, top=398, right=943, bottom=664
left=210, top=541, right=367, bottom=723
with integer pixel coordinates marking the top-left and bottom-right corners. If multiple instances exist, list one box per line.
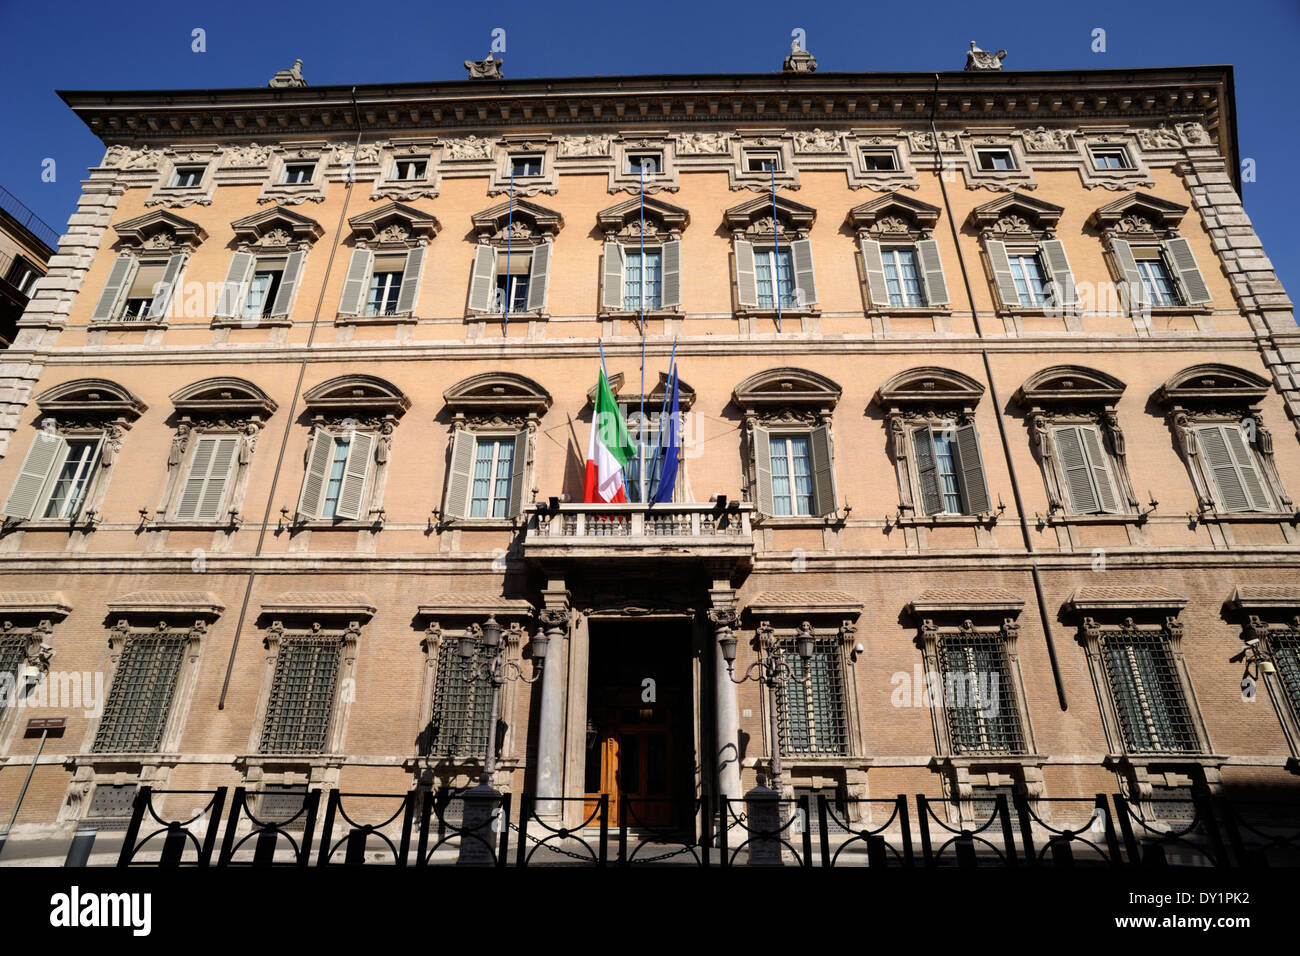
left=1, top=0, right=1297, bottom=298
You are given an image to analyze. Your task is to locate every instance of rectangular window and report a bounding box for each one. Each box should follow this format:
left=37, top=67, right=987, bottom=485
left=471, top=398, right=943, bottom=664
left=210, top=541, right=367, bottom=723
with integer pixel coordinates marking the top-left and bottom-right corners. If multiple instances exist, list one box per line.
left=938, top=632, right=1024, bottom=754
left=424, top=639, right=493, bottom=757
left=242, top=257, right=285, bottom=320
left=170, top=165, right=206, bottom=188
left=1007, top=251, right=1048, bottom=307
left=1091, top=147, right=1133, bottom=170
left=1133, top=251, right=1181, bottom=306
left=623, top=248, right=662, bottom=310
left=364, top=254, right=406, bottom=317
left=753, top=246, right=795, bottom=310
left=769, top=434, right=813, bottom=516
left=469, top=437, right=516, bottom=518
left=881, top=247, right=925, bottom=307
left=622, top=406, right=681, bottom=504
left=744, top=151, right=781, bottom=172
left=282, top=163, right=316, bottom=185
left=1101, top=630, right=1199, bottom=754
left=259, top=634, right=342, bottom=754
left=0, top=633, right=25, bottom=710
left=93, top=631, right=188, bottom=753
left=42, top=438, right=100, bottom=519
left=626, top=152, right=662, bottom=174
left=775, top=635, right=848, bottom=755
left=1271, top=627, right=1300, bottom=723
left=861, top=149, right=899, bottom=171
left=510, top=155, right=543, bottom=177
left=493, top=250, right=532, bottom=313
left=975, top=148, right=1017, bottom=172
left=120, top=261, right=167, bottom=320
left=931, top=430, right=964, bottom=514
left=392, top=158, right=428, bottom=180
left=321, top=434, right=351, bottom=519
left=85, top=784, right=140, bottom=827
left=258, top=784, right=309, bottom=828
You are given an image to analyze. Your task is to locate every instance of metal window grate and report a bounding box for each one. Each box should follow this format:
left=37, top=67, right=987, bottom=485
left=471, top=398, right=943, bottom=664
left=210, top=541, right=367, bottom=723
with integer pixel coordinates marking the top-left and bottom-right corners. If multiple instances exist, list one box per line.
left=424, top=639, right=493, bottom=758
left=86, top=784, right=140, bottom=829
left=0, top=636, right=25, bottom=708
left=259, top=634, right=342, bottom=755
left=775, top=637, right=848, bottom=756
left=93, top=631, right=187, bottom=753
left=972, top=784, right=1017, bottom=818
left=1101, top=630, right=1199, bottom=754
left=938, top=632, right=1025, bottom=754
left=258, top=784, right=309, bottom=828
left=1271, top=626, right=1300, bottom=723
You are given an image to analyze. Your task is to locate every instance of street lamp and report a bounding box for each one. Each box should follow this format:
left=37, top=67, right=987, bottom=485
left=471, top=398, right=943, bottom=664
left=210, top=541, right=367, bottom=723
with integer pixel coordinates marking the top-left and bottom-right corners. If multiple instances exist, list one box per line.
left=719, top=620, right=814, bottom=794
left=461, top=616, right=547, bottom=786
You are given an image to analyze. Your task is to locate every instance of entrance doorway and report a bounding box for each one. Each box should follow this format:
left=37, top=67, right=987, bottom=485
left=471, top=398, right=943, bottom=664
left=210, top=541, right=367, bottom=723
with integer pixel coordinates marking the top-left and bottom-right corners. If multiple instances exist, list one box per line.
left=583, top=619, right=695, bottom=830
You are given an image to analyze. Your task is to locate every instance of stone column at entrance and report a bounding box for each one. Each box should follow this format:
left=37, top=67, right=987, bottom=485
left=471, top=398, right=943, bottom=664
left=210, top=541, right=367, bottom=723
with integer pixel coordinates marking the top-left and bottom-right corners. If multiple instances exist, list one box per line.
left=708, top=604, right=742, bottom=801
left=535, top=591, right=570, bottom=816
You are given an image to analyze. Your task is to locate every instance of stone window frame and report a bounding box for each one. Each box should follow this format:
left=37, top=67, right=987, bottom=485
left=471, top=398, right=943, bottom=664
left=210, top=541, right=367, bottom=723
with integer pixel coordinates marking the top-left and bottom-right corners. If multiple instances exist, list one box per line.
left=1013, top=365, right=1145, bottom=538
left=874, top=367, right=999, bottom=543
left=962, top=136, right=1037, bottom=192
left=723, top=194, right=820, bottom=327
left=1076, top=133, right=1154, bottom=191
left=609, top=132, right=680, bottom=194
left=335, top=202, right=441, bottom=326
left=831, top=132, right=921, bottom=192
left=411, top=597, right=537, bottom=786
left=728, top=132, right=799, bottom=191
left=147, top=377, right=277, bottom=533
left=288, top=375, right=410, bottom=532
left=145, top=145, right=221, bottom=208
left=61, top=591, right=221, bottom=826
left=238, top=593, right=373, bottom=797
left=0, top=595, right=69, bottom=753
left=1090, top=191, right=1213, bottom=323
left=437, top=373, right=552, bottom=528
left=371, top=139, right=441, bottom=202
left=595, top=195, right=689, bottom=322
left=464, top=199, right=563, bottom=331
left=2, top=378, right=146, bottom=532
left=90, top=210, right=208, bottom=331
left=257, top=143, right=329, bottom=206
left=733, top=367, right=842, bottom=526
left=907, top=589, right=1042, bottom=824
left=1066, top=587, right=1222, bottom=809
left=968, top=192, right=1078, bottom=326
left=213, top=206, right=324, bottom=330
left=488, top=136, right=559, bottom=197
left=1229, top=587, right=1300, bottom=764
left=1153, top=364, right=1296, bottom=536
left=847, top=192, right=951, bottom=323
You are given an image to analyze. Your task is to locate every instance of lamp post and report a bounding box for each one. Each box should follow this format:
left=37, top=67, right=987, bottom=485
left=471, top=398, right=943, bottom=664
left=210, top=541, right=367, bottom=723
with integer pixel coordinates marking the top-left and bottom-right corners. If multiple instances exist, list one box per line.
left=459, top=616, right=547, bottom=787
left=718, top=621, right=814, bottom=795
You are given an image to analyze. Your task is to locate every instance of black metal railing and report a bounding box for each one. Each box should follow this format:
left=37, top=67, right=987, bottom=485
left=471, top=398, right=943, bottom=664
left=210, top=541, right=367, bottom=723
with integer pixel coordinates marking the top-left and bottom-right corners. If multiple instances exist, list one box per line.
left=1113, top=787, right=1227, bottom=867
left=816, top=795, right=914, bottom=867
left=1013, top=793, right=1123, bottom=867
left=916, top=793, right=1018, bottom=867
left=0, top=186, right=60, bottom=251
left=117, top=787, right=227, bottom=867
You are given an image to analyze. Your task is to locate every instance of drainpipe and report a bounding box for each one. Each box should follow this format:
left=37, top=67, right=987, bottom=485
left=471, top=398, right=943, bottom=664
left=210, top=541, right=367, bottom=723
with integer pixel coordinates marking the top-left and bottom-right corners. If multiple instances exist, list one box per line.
left=928, top=74, right=1068, bottom=711
left=218, top=88, right=366, bottom=708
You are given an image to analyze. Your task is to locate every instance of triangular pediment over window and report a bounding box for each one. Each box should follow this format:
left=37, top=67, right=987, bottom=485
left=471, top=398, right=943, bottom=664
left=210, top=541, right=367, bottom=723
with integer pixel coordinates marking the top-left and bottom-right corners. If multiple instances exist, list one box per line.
left=113, top=209, right=208, bottom=249
left=470, top=198, right=564, bottom=240
left=967, top=192, right=1064, bottom=233
left=347, top=201, right=440, bottom=241
left=230, top=205, right=324, bottom=245
left=596, top=196, right=690, bottom=235
left=723, top=194, right=817, bottom=233
left=1089, top=191, right=1188, bottom=233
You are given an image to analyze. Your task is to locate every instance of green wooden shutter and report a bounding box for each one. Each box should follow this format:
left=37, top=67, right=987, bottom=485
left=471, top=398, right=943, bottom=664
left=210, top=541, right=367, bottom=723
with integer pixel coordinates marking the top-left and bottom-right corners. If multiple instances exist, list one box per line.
left=1040, top=239, right=1077, bottom=313
left=1053, top=425, right=1100, bottom=514
left=1080, top=426, right=1119, bottom=513
left=147, top=253, right=186, bottom=321
left=984, top=239, right=1020, bottom=309
left=911, top=426, right=943, bottom=516
left=337, top=249, right=372, bottom=316
left=507, top=428, right=529, bottom=517
left=91, top=255, right=136, bottom=322
left=525, top=242, right=550, bottom=312
left=215, top=252, right=255, bottom=319
left=334, top=431, right=374, bottom=520
left=1222, top=424, right=1273, bottom=511
left=1165, top=237, right=1212, bottom=305
left=916, top=239, right=950, bottom=307
left=444, top=430, right=476, bottom=519
left=602, top=241, right=625, bottom=311
left=809, top=423, right=835, bottom=515
left=734, top=239, right=758, bottom=308
left=859, top=238, right=889, bottom=308
left=751, top=424, right=773, bottom=515
left=3, top=433, right=67, bottom=520
left=661, top=238, right=682, bottom=309
left=1108, top=239, right=1149, bottom=314
left=296, top=429, right=334, bottom=518
left=468, top=245, right=497, bottom=312
left=954, top=423, right=991, bottom=514
left=270, top=250, right=305, bottom=318
left=790, top=237, right=818, bottom=307
left=395, top=246, right=425, bottom=315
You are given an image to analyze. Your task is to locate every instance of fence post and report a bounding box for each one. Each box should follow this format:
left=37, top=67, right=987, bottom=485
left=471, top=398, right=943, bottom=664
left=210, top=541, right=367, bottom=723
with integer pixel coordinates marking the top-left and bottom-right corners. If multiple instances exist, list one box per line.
left=598, top=794, right=609, bottom=867
left=916, top=795, right=935, bottom=866
left=416, top=786, right=434, bottom=867
left=297, top=789, right=320, bottom=866
left=1013, top=792, right=1037, bottom=865
left=1112, top=793, right=1141, bottom=866
left=1193, top=786, right=1229, bottom=868
left=816, top=795, right=831, bottom=867
left=718, top=794, right=729, bottom=867
left=896, top=795, right=914, bottom=867
left=217, top=787, right=247, bottom=867
left=397, top=790, right=415, bottom=867
left=496, top=792, right=512, bottom=867
left=117, top=786, right=150, bottom=867
left=798, top=794, right=812, bottom=867
left=995, top=794, right=1017, bottom=867
left=744, top=778, right=783, bottom=866
left=199, top=788, right=227, bottom=868
left=66, top=827, right=98, bottom=867
left=516, top=793, right=531, bottom=868
left=1097, top=795, right=1123, bottom=867
left=317, top=790, right=341, bottom=866
left=159, top=824, right=188, bottom=867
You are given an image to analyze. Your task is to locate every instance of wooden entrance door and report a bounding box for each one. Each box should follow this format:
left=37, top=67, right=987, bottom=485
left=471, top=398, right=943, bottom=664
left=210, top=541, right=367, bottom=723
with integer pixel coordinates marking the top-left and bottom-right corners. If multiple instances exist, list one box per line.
left=585, top=704, right=675, bottom=828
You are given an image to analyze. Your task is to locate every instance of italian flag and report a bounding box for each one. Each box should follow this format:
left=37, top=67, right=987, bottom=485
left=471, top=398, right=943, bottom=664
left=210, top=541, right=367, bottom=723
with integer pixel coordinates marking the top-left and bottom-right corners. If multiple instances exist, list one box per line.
left=584, top=368, right=636, bottom=503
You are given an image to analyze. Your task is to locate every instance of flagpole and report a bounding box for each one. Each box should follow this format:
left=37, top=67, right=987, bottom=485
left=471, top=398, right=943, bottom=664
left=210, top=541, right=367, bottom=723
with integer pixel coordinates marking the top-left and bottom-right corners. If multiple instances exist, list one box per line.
left=503, top=166, right=514, bottom=337
left=647, top=338, right=677, bottom=502
left=771, top=164, right=782, bottom=334
left=638, top=163, right=647, bottom=502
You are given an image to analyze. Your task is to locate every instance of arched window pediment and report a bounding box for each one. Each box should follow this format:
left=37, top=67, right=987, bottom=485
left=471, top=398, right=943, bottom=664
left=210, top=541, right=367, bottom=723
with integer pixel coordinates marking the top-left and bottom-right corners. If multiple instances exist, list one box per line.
left=586, top=370, right=696, bottom=411
left=302, top=374, right=410, bottom=419
left=875, top=367, right=985, bottom=412
left=1015, top=365, right=1126, bottom=410
left=35, top=378, right=147, bottom=421
left=443, top=372, right=552, bottom=421
left=734, top=367, right=841, bottom=411
left=170, top=377, right=277, bottom=420
left=1155, top=364, right=1270, bottom=408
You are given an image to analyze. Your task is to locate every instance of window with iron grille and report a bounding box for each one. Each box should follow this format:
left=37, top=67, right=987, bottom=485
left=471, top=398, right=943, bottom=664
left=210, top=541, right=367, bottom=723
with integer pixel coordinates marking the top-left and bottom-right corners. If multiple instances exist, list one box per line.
left=86, top=783, right=140, bottom=829
left=258, top=784, right=309, bottom=828
left=93, top=631, right=187, bottom=753
left=775, top=636, right=848, bottom=756
left=259, top=634, right=342, bottom=754
left=424, top=639, right=493, bottom=757
left=0, top=634, right=25, bottom=709
left=972, top=784, right=1018, bottom=819
left=1270, top=625, right=1300, bottom=723
left=938, top=632, right=1025, bottom=754
left=1101, top=630, right=1200, bottom=754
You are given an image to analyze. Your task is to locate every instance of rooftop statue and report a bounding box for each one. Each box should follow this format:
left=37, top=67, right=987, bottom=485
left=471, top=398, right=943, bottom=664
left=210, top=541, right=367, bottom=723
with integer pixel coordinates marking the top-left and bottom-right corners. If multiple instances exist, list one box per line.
left=268, top=58, right=307, bottom=88
left=783, top=38, right=817, bottom=73
left=466, top=51, right=504, bottom=80
left=964, top=41, right=1006, bottom=72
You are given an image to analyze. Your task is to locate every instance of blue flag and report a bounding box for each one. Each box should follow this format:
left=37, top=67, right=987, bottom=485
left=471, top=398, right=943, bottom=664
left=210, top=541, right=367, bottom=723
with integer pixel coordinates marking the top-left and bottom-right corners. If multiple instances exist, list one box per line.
left=650, top=364, right=679, bottom=504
